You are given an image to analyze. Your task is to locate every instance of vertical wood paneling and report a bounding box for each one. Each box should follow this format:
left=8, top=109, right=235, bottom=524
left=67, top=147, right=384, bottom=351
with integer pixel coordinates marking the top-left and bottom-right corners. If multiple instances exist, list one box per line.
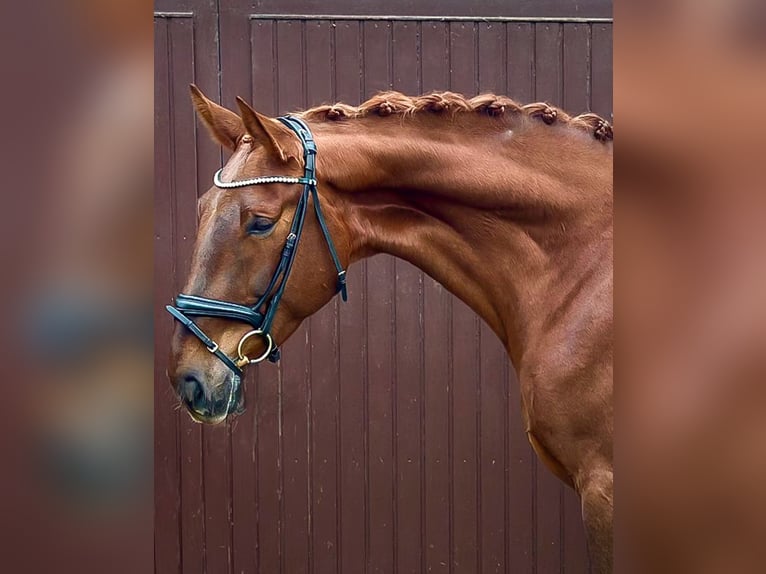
left=333, top=19, right=368, bottom=574
left=154, top=17, right=182, bottom=574
left=391, top=20, right=425, bottom=574
left=363, top=21, right=397, bottom=574
left=591, top=23, right=613, bottom=121
left=562, top=26, right=596, bottom=573
left=231, top=401, right=258, bottom=574
left=447, top=20, right=482, bottom=574
left=305, top=20, right=341, bottom=574
left=420, top=22, right=453, bottom=574
left=477, top=24, right=511, bottom=574
left=168, top=16, right=209, bottom=574
left=535, top=22, right=564, bottom=106
left=505, top=23, right=538, bottom=574
left=155, top=5, right=221, bottom=573
left=274, top=20, right=314, bottom=574
left=254, top=360, right=283, bottom=574
left=157, top=5, right=612, bottom=573
left=563, top=24, right=592, bottom=116
left=248, top=21, right=284, bottom=574
left=534, top=22, right=566, bottom=574
left=507, top=23, right=535, bottom=105
left=201, top=391, right=233, bottom=574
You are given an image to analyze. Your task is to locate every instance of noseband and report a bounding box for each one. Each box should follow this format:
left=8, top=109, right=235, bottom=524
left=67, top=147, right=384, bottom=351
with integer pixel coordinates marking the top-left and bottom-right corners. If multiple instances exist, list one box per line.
left=166, top=116, right=347, bottom=380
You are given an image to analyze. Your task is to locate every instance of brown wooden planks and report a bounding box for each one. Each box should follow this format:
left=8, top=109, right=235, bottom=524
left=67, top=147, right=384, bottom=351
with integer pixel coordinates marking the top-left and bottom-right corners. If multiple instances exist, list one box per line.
left=168, top=15, right=209, bottom=573
left=533, top=22, right=566, bottom=574
left=234, top=0, right=612, bottom=19
left=154, top=17, right=182, bottom=574
left=157, top=5, right=612, bottom=573
left=248, top=21, right=283, bottom=574
left=448, top=20, right=481, bottom=574
left=563, top=24, right=592, bottom=117
left=305, top=20, right=342, bottom=574
left=591, top=23, right=613, bottom=121
left=420, top=22, right=453, bottom=574
left=505, top=22, right=538, bottom=574
left=561, top=25, right=597, bottom=573
left=273, top=20, right=313, bottom=574
left=391, top=20, right=425, bottom=574
left=476, top=24, right=512, bottom=574
left=363, top=21, right=397, bottom=574
left=333, top=19, right=369, bottom=574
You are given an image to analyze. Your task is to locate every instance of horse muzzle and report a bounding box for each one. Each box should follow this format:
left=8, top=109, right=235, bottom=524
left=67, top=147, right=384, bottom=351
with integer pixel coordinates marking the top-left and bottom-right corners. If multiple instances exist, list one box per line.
left=177, top=368, right=245, bottom=424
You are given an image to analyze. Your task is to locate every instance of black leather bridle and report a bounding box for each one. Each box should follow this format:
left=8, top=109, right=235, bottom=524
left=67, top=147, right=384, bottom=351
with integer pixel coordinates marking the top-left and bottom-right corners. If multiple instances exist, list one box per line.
left=166, top=116, right=347, bottom=378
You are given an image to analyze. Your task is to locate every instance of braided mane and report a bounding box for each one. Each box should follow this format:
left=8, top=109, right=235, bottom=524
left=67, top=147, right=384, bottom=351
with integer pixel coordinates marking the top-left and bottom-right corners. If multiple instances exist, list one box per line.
left=298, top=91, right=613, bottom=143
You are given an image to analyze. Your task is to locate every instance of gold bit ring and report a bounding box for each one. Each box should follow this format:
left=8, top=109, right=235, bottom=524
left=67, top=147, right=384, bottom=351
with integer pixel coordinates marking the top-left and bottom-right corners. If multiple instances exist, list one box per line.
left=236, top=330, right=274, bottom=366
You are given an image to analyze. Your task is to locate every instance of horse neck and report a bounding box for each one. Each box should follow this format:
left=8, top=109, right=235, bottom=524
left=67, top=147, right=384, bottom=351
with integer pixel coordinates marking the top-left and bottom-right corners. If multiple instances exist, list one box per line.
left=313, top=116, right=613, bottom=364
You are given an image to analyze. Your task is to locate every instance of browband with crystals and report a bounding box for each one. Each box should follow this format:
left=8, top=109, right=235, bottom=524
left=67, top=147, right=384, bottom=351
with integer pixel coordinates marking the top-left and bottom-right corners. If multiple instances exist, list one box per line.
left=213, top=169, right=317, bottom=189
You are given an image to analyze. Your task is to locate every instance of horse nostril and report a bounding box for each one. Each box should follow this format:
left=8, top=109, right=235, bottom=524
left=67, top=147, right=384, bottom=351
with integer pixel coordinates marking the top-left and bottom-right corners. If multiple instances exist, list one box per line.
left=179, top=371, right=208, bottom=413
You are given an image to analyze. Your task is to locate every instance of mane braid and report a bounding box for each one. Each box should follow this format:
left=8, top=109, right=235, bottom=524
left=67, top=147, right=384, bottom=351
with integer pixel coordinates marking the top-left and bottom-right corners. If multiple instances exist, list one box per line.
left=297, top=90, right=613, bottom=143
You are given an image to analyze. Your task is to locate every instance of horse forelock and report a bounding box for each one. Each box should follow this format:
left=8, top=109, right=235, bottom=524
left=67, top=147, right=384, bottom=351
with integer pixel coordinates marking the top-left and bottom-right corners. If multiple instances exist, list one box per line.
left=219, top=139, right=253, bottom=181
left=297, top=91, right=613, bottom=143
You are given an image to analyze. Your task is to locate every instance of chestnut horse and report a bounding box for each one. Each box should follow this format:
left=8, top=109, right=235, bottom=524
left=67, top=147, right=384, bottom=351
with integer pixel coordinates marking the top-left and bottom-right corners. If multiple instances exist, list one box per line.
left=167, top=86, right=613, bottom=571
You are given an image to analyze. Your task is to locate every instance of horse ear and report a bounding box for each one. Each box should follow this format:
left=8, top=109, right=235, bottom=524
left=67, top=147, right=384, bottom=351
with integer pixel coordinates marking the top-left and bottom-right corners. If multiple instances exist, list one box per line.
left=235, top=97, right=299, bottom=163
left=189, top=84, right=245, bottom=151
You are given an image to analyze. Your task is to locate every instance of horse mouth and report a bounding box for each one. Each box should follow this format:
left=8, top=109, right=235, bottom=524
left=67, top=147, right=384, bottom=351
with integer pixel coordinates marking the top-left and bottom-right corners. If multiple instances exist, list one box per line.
left=182, top=379, right=246, bottom=425
left=187, top=410, right=227, bottom=425
left=186, top=399, right=245, bottom=424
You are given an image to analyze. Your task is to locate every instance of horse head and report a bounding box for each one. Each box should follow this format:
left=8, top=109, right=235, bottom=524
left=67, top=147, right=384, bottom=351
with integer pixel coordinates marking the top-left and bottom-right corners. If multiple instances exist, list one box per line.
left=168, top=86, right=349, bottom=424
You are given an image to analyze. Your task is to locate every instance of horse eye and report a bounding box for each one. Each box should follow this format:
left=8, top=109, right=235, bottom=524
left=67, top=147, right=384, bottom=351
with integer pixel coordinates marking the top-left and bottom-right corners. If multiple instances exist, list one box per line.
left=247, top=217, right=275, bottom=236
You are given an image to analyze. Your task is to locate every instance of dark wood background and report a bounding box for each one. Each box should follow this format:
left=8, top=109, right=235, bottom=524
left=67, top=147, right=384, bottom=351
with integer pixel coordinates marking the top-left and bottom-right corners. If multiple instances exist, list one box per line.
left=155, top=1, right=612, bottom=572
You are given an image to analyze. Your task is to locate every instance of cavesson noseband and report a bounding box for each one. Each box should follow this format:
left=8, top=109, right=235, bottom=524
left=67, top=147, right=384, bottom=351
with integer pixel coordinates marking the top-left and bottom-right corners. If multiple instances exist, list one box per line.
left=166, top=116, right=347, bottom=378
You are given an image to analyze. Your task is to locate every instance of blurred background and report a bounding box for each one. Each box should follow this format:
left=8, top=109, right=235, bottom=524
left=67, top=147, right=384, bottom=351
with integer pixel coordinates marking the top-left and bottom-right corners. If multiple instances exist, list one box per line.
left=617, top=0, right=766, bottom=572
left=0, top=1, right=152, bottom=573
